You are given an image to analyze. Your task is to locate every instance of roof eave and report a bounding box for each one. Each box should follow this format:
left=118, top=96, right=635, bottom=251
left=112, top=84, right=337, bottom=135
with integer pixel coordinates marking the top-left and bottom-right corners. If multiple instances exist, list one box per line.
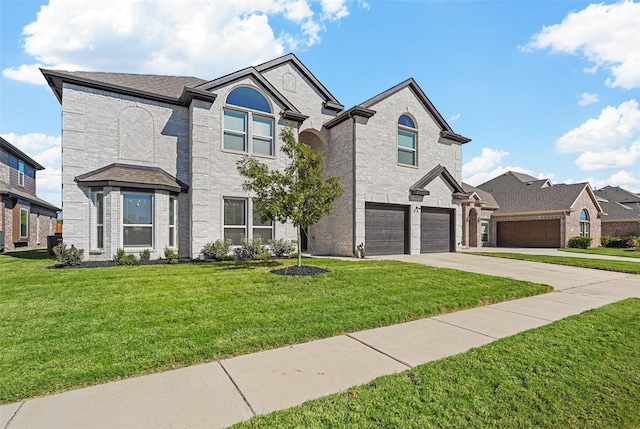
left=324, top=106, right=376, bottom=129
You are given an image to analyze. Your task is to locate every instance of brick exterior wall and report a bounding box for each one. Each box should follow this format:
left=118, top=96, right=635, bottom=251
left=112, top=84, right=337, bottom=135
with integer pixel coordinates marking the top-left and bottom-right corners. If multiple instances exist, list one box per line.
left=601, top=221, right=640, bottom=237
left=566, top=190, right=601, bottom=247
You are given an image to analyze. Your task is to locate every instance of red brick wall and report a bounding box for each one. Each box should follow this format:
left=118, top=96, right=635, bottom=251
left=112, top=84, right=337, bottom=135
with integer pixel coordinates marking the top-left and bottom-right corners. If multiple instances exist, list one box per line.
left=602, top=221, right=640, bottom=238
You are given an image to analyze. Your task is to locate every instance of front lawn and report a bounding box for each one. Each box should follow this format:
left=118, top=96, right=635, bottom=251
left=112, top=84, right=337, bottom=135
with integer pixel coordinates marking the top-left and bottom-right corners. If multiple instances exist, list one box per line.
left=559, top=246, right=640, bottom=259
left=232, top=299, right=640, bottom=429
left=0, top=251, right=550, bottom=404
left=471, top=252, right=640, bottom=274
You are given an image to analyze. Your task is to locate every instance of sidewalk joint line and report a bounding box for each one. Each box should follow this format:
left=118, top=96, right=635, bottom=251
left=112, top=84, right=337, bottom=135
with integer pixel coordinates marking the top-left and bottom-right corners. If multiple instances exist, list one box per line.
left=345, top=334, right=413, bottom=369
left=430, top=317, right=499, bottom=340
left=218, top=361, right=257, bottom=417
left=3, top=400, right=25, bottom=429
left=486, top=306, right=555, bottom=322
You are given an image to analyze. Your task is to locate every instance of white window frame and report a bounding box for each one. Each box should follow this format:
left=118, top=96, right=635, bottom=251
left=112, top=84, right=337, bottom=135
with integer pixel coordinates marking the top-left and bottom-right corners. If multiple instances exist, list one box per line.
left=122, top=192, right=154, bottom=249
left=93, top=192, right=104, bottom=250
left=223, top=108, right=275, bottom=157
left=18, top=160, right=25, bottom=187
left=223, top=197, right=248, bottom=245
left=252, top=200, right=274, bottom=242
left=480, top=221, right=489, bottom=243
left=579, top=209, right=590, bottom=237
left=397, top=118, right=417, bottom=167
left=169, top=196, right=177, bottom=248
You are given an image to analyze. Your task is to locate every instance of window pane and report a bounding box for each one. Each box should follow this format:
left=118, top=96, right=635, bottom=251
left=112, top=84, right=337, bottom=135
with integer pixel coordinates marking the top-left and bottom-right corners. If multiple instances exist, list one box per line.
left=398, top=149, right=415, bottom=165
left=398, top=115, right=415, bottom=128
left=224, top=110, right=246, bottom=132
left=253, top=227, right=273, bottom=242
left=20, top=209, right=28, bottom=237
left=169, top=198, right=175, bottom=226
left=224, top=132, right=246, bottom=151
left=224, top=199, right=246, bottom=226
left=123, top=194, right=153, bottom=225
left=96, top=193, right=104, bottom=224
left=252, top=137, right=273, bottom=156
left=169, top=226, right=175, bottom=247
left=580, top=209, right=589, bottom=221
left=253, top=116, right=273, bottom=137
left=227, top=87, right=271, bottom=113
left=224, top=227, right=246, bottom=245
left=97, top=226, right=104, bottom=249
left=253, top=205, right=272, bottom=227
left=398, top=130, right=416, bottom=149
left=123, top=226, right=152, bottom=247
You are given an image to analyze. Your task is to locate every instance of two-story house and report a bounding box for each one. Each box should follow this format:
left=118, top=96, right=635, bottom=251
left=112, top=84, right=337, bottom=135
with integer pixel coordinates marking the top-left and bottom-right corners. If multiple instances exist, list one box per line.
left=42, top=54, right=470, bottom=260
left=0, top=136, right=59, bottom=251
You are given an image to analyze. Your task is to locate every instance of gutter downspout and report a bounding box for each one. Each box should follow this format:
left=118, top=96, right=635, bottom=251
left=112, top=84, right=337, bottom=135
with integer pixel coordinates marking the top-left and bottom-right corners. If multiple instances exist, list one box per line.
left=352, top=116, right=357, bottom=257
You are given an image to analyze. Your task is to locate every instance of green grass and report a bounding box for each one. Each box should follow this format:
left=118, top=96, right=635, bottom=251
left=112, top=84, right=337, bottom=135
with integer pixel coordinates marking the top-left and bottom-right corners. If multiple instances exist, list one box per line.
left=232, top=299, right=640, bottom=429
left=471, top=252, right=640, bottom=274
left=559, top=246, right=640, bottom=259
left=0, top=250, right=550, bottom=404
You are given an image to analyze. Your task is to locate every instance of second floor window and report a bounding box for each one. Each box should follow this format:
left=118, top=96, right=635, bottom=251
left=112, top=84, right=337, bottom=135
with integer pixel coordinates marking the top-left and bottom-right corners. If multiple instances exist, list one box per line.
left=18, top=161, right=25, bottom=186
left=223, top=87, right=274, bottom=156
left=398, top=114, right=417, bottom=166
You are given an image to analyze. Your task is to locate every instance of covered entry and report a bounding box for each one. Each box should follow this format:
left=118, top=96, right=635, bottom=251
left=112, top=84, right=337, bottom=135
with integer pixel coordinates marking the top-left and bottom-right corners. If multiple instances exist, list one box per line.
left=497, top=219, right=561, bottom=248
left=421, top=207, right=455, bottom=253
left=365, top=203, right=409, bottom=255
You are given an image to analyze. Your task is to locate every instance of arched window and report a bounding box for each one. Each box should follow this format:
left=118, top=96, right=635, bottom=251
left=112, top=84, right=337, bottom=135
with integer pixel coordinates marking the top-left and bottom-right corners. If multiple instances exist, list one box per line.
left=397, top=114, right=417, bottom=166
left=224, top=87, right=274, bottom=156
left=579, top=209, right=590, bottom=237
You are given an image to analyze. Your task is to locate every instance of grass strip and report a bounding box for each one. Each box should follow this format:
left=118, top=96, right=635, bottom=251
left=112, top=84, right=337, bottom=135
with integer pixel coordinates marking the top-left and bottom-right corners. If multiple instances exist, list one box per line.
left=559, top=247, right=640, bottom=259
left=0, top=251, right=549, bottom=403
left=232, top=299, right=640, bottom=429
left=470, top=251, right=640, bottom=274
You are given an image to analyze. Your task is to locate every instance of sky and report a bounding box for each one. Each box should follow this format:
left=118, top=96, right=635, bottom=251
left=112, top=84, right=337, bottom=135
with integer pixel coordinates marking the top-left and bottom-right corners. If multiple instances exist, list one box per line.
left=1, top=0, right=639, bottom=209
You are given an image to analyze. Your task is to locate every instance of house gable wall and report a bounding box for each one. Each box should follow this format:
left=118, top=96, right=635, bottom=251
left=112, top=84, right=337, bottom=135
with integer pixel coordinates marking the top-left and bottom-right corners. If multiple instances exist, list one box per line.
left=567, top=189, right=601, bottom=247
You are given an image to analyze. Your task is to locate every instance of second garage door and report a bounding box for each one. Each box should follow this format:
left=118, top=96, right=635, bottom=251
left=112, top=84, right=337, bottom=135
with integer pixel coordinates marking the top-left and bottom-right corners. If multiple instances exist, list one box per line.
left=497, top=220, right=561, bottom=247
left=421, top=207, right=454, bottom=253
left=365, top=204, right=409, bottom=255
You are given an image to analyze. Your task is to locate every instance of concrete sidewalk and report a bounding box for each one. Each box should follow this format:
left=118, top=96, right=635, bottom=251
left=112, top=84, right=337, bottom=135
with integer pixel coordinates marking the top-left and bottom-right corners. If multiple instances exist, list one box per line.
left=460, top=246, right=640, bottom=262
left=2, top=254, right=639, bottom=429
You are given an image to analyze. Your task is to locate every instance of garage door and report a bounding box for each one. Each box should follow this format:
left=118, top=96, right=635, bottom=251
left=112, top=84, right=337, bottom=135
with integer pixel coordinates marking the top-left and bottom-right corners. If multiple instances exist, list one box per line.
left=497, top=220, right=561, bottom=247
left=365, top=204, right=409, bottom=255
left=421, top=207, right=454, bottom=253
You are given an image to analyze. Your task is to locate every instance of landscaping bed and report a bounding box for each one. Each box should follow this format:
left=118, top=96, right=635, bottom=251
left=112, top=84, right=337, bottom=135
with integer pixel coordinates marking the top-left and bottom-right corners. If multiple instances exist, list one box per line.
left=0, top=250, right=549, bottom=403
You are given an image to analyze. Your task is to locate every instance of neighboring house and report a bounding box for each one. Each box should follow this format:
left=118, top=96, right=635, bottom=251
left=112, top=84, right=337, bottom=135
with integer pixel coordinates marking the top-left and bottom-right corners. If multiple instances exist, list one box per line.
left=594, top=186, right=640, bottom=237
left=462, top=171, right=602, bottom=248
left=0, top=137, right=59, bottom=251
left=42, top=53, right=471, bottom=260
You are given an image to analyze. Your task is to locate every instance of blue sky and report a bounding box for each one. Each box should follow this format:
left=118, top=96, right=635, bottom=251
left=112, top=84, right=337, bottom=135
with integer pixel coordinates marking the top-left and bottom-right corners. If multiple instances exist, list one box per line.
left=2, top=0, right=639, bottom=208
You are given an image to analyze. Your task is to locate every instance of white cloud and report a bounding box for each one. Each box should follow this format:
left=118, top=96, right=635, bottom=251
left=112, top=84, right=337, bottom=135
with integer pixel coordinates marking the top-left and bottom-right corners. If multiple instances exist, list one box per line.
left=556, top=100, right=640, bottom=154
left=582, top=170, right=640, bottom=193
left=577, top=92, right=599, bottom=106
left=462, top=147, right=509, bottom=178
left=525, top=0, right=640, bottom=89
left=1, top=133, right=62, bottom=207
left=449, top=113, right=461, bottom=122
left=4, top=0, right=358, bottom=84
left=575, top=141, right=640, bottom=171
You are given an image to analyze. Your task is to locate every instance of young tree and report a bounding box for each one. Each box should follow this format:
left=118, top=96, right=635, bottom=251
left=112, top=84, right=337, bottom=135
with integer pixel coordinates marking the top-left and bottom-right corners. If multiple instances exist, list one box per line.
left=237, top=127, right=343, bottom=267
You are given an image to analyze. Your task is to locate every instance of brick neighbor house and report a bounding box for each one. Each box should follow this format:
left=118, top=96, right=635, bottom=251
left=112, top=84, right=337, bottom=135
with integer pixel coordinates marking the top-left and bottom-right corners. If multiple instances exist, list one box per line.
left=0, top=137, right=59, bottom=251
left=42, top=53, right=471, bottom=260
left=594, top=186, right=640, bottom=237
left=462, top=171, right=603, bottom=248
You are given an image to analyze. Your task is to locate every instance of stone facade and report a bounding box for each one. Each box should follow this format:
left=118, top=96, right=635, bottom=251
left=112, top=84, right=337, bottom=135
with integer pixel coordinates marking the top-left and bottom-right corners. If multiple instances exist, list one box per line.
left=45, top=54, right=469, bottom=260
left=601, top=221, right=640, bottom=237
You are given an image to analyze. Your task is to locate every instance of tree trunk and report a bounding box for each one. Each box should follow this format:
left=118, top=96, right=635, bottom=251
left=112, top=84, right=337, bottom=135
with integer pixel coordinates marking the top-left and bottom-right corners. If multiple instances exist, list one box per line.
left=297, top=224, right=302, bottom=267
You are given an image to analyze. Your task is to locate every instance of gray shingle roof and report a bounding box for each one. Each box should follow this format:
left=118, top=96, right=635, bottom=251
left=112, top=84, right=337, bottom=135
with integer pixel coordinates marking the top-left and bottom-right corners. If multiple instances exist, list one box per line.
left=462, top=182, right=499, bottom=209
left=595, top=186, right=640, bottom=204
left=75, top=163, right=188, bottom=193
left=0, top=136, right=45, bottom=170
left=599, top=199, right=640, bottom=222
left=0, top=182, right=60, bottom=211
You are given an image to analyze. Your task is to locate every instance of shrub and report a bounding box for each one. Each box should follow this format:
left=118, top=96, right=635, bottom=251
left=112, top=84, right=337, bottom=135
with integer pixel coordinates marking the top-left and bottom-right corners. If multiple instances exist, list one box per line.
left=567, top=236, right=592, bottom=249
left=255, top=251, right=272, bottom=261
left=626, top=235, right=639, bottom=249
left=53, top=243, right=84, bottom=266
left=237, top=238, right=266, bottom=260
left=113, top=248, right=138, bottom=265
left=269, top=238, right=294, bottom=257
left=164, top=246, right=180, bottom=264
left=139, top=249, right=151, bottom=261
left=356, top=242, right=366, bottom=259
left=605, top=237, right=630, bottom=248
left=600, top=236, right=612, bottom=247
left=201, top=239, right=234, bottom=261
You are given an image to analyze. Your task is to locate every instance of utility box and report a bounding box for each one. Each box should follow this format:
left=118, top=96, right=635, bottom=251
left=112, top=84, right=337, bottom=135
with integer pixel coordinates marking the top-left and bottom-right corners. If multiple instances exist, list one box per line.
left=47, top=233, right=62, bottom=256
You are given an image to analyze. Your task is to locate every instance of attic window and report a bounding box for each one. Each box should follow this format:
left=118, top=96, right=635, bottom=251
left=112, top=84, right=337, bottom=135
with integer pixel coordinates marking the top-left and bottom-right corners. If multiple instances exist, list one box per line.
left=226, top=87, right=271, bottom=113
